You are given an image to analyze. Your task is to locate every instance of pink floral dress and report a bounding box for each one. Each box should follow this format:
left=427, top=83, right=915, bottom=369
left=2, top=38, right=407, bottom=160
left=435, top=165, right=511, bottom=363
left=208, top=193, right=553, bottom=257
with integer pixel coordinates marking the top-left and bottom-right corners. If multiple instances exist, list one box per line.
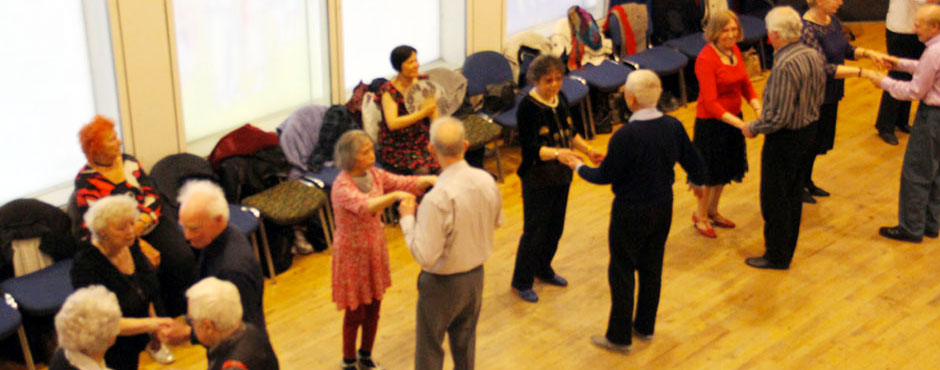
left=330, top=167, right=421, bottom=310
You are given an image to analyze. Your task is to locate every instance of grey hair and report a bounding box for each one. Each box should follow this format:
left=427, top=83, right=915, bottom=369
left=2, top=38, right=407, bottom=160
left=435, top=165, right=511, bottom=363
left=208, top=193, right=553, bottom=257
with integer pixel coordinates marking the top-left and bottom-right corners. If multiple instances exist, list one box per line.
left=186, top=277, right=243, bottom=332
left=55, top=285, right=122, bottom=355
left=178, top=180, right=229, bottom=222
left=765, top=6, right=803, bottom=43
left=624, top=70, right=662, bottom=108
left=430, top=116, right=466, bottom=158
left=334, top=130, right=373, bottom=172
left=526, top=55, right=565, bottom=87
left=83, top=195, right=139, bottom=243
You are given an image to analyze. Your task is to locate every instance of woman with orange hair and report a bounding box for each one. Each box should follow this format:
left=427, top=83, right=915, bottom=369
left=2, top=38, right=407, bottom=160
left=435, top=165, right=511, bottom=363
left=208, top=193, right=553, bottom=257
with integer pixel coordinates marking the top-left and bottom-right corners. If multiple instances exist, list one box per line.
left=74, top=116, right=195, bottom=329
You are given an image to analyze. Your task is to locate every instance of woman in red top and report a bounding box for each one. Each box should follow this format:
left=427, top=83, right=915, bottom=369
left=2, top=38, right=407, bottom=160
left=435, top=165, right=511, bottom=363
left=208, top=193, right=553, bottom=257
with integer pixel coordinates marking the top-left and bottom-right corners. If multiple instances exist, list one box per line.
left=691, top=10, right=761, bottom=238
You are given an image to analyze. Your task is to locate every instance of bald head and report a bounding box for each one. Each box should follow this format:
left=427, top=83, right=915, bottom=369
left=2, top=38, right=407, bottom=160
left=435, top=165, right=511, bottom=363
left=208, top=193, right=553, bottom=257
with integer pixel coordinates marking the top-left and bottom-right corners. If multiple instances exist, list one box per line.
left=429, top=116, right=467, bottom=159
left=916, top=4, right=940, bottom=42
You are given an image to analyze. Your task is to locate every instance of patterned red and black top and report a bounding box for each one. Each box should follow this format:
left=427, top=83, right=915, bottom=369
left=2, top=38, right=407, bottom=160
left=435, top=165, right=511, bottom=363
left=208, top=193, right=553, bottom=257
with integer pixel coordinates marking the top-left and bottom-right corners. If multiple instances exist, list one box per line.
left=74, top=154, right=161, bottom=240
left=375, top=76, right=440, bottom=174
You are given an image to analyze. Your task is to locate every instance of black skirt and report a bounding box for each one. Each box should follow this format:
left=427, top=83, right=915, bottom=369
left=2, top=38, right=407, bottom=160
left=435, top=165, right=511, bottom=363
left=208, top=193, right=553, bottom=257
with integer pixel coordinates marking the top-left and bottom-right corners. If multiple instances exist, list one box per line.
left=812, top=103, right=838, bottom=155
left=693, top=117, right=748, bottom=186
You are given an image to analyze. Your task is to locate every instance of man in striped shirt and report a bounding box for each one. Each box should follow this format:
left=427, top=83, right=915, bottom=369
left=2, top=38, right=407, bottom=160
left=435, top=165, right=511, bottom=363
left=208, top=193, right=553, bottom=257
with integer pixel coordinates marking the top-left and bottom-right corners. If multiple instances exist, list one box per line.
left=741, top=6, right=826, bottom=270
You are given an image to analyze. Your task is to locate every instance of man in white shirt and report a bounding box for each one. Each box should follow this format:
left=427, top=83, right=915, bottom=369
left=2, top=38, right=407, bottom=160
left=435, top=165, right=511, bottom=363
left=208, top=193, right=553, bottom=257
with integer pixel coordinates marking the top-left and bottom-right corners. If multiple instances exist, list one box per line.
left=399, top=116, right=502, bottom=370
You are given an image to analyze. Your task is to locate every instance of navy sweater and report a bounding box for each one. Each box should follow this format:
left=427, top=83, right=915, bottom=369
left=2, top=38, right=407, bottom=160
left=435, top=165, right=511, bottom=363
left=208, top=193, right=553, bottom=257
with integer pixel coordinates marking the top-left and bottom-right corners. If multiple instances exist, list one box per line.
left=578, top=115, right=706, bottom=206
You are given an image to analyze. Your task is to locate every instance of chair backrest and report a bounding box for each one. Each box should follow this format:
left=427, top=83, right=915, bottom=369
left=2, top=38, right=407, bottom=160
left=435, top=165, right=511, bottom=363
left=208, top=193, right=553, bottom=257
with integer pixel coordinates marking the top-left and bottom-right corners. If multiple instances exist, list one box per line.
left=462, top=51, right=513, bottom=96
left=149, top=153, right=219, bottom=221
left=0, top=198, right=77, bottom=280
left=503, top=30, right=554, bottom=84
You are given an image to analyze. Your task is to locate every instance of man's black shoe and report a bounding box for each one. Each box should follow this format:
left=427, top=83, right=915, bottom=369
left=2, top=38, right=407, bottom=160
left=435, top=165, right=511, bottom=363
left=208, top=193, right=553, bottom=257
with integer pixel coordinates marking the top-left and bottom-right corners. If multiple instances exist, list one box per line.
left=879, top=132, right=899, bottom=145
left=807, top=184, right=830, bottom=197
left=879, top=226, right=923, bottom=243
left=801, top=190, right=817, bottom=204
left=745, top=257, right=788, bottom=270
left=897, top=124, right=912, bottom=134
left=926, top=230, right=939, bottom=238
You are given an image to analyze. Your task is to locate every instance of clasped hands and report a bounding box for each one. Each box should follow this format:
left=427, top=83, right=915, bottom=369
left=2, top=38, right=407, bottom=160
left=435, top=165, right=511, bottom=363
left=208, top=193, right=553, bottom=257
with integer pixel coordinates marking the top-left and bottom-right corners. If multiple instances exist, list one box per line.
left=556, top=148, right=604, bottom=170
left=151, top=318, right=190, bottom=345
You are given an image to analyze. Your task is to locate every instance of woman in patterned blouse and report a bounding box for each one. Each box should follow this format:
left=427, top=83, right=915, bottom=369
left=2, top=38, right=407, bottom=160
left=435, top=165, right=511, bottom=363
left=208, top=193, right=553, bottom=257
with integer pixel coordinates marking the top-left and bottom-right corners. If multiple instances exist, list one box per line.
left=376, top=45, right=440, bottom=175
left=75, top=116, right=195, bottom=319
left=330, top=130, right=435, bottom=370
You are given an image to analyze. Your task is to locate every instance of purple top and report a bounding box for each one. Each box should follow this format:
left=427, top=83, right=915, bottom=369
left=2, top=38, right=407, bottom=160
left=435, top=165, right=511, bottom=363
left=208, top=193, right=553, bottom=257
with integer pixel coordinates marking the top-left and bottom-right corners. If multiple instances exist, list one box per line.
left=801, top=16, right=856, bottom=104
left=881, top=34, right=940, bottom=107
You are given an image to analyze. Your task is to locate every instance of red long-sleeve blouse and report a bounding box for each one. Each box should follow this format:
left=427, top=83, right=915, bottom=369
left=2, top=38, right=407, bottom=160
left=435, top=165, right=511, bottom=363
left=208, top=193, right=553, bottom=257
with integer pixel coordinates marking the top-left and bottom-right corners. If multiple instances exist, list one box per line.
left=694, top=44, right=758, bottom=119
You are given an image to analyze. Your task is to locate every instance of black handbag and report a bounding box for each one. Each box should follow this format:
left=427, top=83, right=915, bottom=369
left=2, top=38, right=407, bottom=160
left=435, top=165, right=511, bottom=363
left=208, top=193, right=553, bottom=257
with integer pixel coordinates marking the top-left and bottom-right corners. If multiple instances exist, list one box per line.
left=482, top=80, right=516, bottom=114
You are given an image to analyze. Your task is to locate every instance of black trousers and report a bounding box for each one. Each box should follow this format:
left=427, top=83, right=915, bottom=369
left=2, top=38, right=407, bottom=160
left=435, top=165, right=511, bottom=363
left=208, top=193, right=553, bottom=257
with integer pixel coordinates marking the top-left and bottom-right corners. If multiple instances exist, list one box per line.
left=876, top=30, right=925, bottom=133
left=802, top=103, right=837, bottom=185
left=511, top=181, right=570, bottom=290
left=142, top=215, right=196, bottom=316
left=605, top=198, right=672, bottom=346
left=760, top=124, right=816, bottom=267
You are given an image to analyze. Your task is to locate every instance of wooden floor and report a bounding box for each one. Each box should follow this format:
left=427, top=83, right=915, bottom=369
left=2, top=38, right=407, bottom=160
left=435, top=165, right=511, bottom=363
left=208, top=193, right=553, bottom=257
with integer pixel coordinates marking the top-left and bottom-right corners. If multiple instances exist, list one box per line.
left=6, top=22, right=939, bottom=370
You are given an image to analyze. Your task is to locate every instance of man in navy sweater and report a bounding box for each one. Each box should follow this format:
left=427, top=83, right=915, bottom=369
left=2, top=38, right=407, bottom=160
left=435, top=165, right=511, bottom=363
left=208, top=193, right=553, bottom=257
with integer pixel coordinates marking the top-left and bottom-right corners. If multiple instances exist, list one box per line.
left=560, top=70, right=705, bottom=354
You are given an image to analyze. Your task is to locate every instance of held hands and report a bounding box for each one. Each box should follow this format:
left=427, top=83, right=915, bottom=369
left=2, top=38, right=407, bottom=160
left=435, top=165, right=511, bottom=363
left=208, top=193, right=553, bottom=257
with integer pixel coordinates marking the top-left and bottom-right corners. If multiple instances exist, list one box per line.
left=398, top=196, right=417, bottom=216
left=557, top=151, right=584, bottom=170
left=740, top=123, right=756, bottom=139
left=861, top=69, right=886, bottom=88
left=586, top=149, right=605, bottom=165
left=156, top=320, right=191, bottom=345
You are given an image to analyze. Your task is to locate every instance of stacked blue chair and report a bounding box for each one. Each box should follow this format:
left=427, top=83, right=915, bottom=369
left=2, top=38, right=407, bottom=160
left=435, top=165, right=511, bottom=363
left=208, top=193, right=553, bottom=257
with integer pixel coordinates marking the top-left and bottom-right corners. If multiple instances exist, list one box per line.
left=1, top=293, right=35, bottom=370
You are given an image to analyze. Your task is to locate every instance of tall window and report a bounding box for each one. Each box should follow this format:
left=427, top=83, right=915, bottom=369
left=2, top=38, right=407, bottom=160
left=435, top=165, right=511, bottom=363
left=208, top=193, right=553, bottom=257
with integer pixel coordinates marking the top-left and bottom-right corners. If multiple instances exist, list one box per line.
left=506, top=0, right=606, bottom=38
left=173, top=0, right=331, bottom=143
left=341, top=0, right=466, bottom=92
left=0, top=0, right=120, bottom=205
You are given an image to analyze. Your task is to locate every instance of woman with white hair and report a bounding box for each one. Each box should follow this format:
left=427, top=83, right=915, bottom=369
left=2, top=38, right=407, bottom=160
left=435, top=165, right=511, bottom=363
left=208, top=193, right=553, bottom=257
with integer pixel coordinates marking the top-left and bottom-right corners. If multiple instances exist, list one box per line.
left=70, top=195, right=178, bottom=370
left=48, top=286, right=122, bottom=370
left=799, top=0, right=892, bottom=202
left=329, top=130, right=435, bottom=370
left=560, top=70, right=705, bottom=353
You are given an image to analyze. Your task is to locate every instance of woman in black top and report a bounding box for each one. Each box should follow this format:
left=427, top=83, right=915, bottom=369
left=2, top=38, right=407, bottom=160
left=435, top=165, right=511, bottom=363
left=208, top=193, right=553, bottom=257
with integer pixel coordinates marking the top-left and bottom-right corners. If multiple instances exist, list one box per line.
left=510, top=55, right=604, bottom=303
left=70, top=195, right=180, bottom=370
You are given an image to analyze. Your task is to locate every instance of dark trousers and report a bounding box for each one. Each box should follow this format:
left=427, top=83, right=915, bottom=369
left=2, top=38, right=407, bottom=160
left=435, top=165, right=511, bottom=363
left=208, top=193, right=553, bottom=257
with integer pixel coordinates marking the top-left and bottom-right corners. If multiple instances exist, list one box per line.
left=760, top=124, right=816, bottom=267
left=876, top=30, right=925, bottom=133
left=142, top=215, right=196, bottom=317
left=605, top=198, right=672, bottom=346
left=898, top=105, right=940, bottom=236
left=415, top=266, right=483, bottom=370
left=511, top=182, right=570, bottom=290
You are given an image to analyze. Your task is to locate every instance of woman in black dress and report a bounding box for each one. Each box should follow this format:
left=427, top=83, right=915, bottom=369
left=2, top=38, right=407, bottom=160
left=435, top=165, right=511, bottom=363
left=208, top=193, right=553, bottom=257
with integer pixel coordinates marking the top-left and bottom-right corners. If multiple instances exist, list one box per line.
left=71, top=195, right=184, bottom=370
left=510, top=55, right=604, bottom=303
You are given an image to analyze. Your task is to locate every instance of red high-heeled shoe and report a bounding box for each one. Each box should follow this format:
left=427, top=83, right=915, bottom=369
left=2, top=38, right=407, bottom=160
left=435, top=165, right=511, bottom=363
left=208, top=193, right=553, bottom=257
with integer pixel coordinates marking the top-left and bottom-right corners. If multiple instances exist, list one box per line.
left=692, top=213, right=717, bottom=238
left=708, top=214, right=736, bottom=228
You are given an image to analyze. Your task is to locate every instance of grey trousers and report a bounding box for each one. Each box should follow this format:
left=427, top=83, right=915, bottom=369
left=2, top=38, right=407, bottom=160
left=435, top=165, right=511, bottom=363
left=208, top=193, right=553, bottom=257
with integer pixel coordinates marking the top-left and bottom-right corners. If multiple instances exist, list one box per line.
left=898, top=104, right=940, bottom=236
left=415, top=266, right=483, bottom=370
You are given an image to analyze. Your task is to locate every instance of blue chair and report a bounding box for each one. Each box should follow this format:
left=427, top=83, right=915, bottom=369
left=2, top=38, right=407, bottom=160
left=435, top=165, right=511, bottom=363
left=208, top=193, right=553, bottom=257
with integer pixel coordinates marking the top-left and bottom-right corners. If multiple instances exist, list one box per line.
left=561, top=76, right=594, bottom=138
left=738, top=14, right=768, bottom=70
left=462, top=51, right=515, bottom=98
left=1, top=259, right=74, bottom=317
left=1, top=294, right=35, bottom=370
left=227, top=204, right=277, bottom=283
left=608, top=8, right=690, bottom=106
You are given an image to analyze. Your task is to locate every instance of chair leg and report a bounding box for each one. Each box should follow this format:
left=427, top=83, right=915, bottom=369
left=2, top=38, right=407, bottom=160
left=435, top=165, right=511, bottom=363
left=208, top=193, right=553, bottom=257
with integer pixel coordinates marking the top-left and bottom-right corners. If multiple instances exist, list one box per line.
left=678, top=68, right=688, bottom=107
left=492, top=141, right=504, bottom=183
left=249, top=233, right=262, bottom=266
left=256, top=221, right=277, bottom=284
left=318, top=208, right=333, bottom=249
left=758, top=41, right=767, bottom=71
left=17, top=326, right=35, bottom=370
left=325, top=198, right=336, bottom=240
left=584, top=94, right=597, bottom=137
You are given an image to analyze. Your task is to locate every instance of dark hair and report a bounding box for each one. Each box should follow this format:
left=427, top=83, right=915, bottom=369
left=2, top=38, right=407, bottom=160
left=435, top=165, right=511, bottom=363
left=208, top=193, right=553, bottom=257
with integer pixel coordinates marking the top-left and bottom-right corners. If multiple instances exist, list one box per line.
left=526, top=55, right=565, bottom=86
left=390, top=45, right=417, bottom=72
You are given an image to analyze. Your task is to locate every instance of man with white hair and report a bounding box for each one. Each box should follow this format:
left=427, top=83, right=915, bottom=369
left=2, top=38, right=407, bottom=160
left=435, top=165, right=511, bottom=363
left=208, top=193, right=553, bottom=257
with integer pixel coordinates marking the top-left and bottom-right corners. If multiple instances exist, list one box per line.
left=178, top=180, right=266, bottom=331
left=560, top=70, right=705, bottom=354
left=863, top=4, right=940, bottom=243
left=398, top=117, right=502, bottom=370
left=740, top=6, right=825, bottom=269
left=187, top=277, right=278, bottom=370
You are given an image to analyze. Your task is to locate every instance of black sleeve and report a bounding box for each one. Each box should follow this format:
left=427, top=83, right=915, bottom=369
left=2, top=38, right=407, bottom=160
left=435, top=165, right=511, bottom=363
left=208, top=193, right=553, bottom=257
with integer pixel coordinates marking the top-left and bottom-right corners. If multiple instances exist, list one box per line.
left=673, top=120, right=706, bottom=185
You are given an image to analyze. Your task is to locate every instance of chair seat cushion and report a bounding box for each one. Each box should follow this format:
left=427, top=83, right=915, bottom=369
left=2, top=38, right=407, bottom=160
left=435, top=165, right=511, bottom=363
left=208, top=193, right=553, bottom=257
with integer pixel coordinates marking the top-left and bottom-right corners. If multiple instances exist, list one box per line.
left=665, top=33, right=706, bottom=58
left=303, top=165, right=341, bottom=188
left=1, top=259, right=73, bottom=316
left=561, top=78, right=589, bottom=103
left=740, top=15, right=766, bottom=43
left=569, top=60, right=630, bottom=91
left=228, top=205, right=259, bottom=234
left=0, top=299, right=22, bottom=338
left=241, top=180, right=327, bottom=225
left=624, top=47, right=689, bottom=74
left=464, top=114, right=503, bottom=148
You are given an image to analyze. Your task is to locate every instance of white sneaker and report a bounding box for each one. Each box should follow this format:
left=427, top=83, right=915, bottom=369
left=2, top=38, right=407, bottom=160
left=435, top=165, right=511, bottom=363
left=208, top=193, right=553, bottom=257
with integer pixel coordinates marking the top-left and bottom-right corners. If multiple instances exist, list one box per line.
left=292, top=229, right=314, bottom=255
left=147, top=342, right=175, bottom=364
